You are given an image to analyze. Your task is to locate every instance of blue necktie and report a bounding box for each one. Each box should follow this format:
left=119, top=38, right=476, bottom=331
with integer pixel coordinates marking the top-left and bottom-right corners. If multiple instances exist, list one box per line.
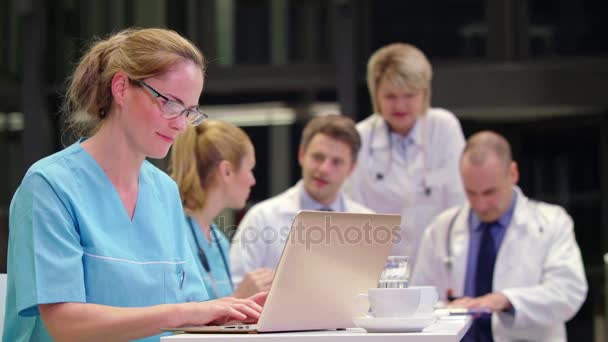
left=472, top=222, right=497, bottom=342
left=476, top=222, right=497, bottom=296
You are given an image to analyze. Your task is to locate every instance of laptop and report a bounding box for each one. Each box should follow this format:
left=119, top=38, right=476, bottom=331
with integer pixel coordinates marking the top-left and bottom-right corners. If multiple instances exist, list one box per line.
left=163, top=210, right=401, bottom=334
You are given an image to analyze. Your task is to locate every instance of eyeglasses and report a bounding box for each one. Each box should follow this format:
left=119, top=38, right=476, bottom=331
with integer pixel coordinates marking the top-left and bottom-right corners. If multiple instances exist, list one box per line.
left=136, top=80, right=207, bottom=126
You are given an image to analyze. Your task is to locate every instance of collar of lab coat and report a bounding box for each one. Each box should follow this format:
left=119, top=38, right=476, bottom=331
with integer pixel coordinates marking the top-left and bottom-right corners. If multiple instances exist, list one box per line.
left=456, top=186, right=534, bottom=237
left=276, top=180, right=349, bottom=215
left=509, top=186, right=542, bottom=233
left=369, top=113, right=423, bottom=150
left=274, top=181, right=304, bottom=215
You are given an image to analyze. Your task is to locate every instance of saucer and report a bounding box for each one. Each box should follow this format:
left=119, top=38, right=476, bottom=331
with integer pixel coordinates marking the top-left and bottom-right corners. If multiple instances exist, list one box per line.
left=353, top=315, right=436, bottom=333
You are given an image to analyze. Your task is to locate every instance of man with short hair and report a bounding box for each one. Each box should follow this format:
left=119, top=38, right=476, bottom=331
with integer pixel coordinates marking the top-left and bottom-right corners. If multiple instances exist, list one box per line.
left=412, top=131, right=587, bottom=342
left=230, top=114, right=373, bottom=287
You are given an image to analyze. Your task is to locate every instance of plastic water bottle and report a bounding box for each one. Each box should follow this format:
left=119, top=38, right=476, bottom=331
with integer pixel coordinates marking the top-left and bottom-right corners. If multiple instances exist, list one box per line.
left=377, top=256, right=409, bottom=288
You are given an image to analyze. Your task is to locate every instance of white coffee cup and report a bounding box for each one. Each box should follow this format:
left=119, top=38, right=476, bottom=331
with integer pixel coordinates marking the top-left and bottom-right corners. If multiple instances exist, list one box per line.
left=356, top=288, right=421, bottom=318
left=408, top=286, right=438, bottom=315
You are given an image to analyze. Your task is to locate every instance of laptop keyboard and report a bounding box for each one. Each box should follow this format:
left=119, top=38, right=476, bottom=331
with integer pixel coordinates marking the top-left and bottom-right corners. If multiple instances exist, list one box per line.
left=222, top=324, right=257, bottom=330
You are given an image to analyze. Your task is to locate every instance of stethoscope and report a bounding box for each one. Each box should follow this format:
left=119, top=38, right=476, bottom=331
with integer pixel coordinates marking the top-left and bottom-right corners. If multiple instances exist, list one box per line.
left=188, top=217, right=234, bottom=298
left=443, top=199, right=547, bottom=301
left=368, top=116, right=432, bottom=196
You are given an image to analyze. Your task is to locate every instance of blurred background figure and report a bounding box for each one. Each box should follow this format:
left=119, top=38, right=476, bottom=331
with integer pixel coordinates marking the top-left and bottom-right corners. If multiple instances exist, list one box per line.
left=170, top=120, right=274, bottom=299
left=230, top=114, right=372, bottom=287
left=347, top=43, right=466, bottom=270
left=412, top=131, right=587, bottom=341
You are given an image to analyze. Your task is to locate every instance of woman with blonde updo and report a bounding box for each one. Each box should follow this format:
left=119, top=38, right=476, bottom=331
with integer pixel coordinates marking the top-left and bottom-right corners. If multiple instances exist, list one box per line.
left=171, top=121, right=273, bottom=301
left=347, top=43, right=466, bottom=270
left=4, top=28, right=264, bottom=342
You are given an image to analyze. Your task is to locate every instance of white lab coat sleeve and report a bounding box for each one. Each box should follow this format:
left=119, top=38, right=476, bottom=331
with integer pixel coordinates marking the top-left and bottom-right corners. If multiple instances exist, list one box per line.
left=410, top=217, right=444, bottom=289
left=439, top=111, right=466, bottom=209
left=229, top=205, right=269, bottom=287
left=344, top=150, right=366, bottom=204
left=498, top=208, right=588, bottom=328
left=345, top=118, right=374, bottom=204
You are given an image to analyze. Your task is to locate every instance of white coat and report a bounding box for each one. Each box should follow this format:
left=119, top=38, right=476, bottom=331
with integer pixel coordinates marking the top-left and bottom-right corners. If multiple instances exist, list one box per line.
left=411, top=187, right=588, bottom=342
left=230, top=181, right=373, bottom=286
left=346, top=109, right=466, bottom=268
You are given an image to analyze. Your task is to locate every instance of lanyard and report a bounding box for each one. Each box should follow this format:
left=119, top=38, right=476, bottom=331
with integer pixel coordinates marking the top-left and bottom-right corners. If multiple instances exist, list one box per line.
left=188, top=217, right=234, bottom=297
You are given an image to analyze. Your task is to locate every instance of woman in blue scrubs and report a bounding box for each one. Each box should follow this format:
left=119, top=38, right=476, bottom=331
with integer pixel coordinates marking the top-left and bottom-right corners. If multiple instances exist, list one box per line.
left=4, top=28, right=265, bottom=342
left=170, top=121, right=274, bottom=300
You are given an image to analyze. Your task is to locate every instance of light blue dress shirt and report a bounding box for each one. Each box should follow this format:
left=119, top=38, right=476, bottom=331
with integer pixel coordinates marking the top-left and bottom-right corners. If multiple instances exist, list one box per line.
left=461, top=192, right=517, bottom=342
left=299, top=187, right=346, bottom=212
left=3, top=141, right=208, bottom=342
left=389, top=118, right=420, bottom=163
left=464, top=190, right=517, bottom=298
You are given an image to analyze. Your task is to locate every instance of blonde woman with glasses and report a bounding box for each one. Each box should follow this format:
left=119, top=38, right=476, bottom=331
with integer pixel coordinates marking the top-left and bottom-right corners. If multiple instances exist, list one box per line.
left=4, top=28, right=264, bottom=342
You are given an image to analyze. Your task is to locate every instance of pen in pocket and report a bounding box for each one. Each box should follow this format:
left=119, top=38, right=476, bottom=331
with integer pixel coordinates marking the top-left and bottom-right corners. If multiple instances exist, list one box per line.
left=180, top=270, right=185, bottom=290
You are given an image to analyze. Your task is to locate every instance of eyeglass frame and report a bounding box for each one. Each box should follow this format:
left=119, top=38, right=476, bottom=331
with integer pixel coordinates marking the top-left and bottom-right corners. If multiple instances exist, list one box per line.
left=134, top=79, right=208, bottom=126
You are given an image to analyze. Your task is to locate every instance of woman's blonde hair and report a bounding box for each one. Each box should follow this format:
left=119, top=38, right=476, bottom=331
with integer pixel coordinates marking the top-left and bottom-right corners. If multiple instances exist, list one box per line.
left=63, top=27, right=206, bottom=138
left=170, top=120, right=252, bottom=214
left=367, top=43, right=432, bottom=115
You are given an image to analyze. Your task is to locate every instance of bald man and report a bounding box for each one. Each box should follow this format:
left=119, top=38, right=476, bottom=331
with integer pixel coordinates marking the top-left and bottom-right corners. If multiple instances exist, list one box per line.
left=411, top=131, right=587, bottom=342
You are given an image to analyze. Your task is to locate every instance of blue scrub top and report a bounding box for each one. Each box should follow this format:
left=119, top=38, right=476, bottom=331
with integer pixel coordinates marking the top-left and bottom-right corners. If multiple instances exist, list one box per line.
left=185, top=217, right=233, bottom=299
left=3, top=141, right=210, bottom=342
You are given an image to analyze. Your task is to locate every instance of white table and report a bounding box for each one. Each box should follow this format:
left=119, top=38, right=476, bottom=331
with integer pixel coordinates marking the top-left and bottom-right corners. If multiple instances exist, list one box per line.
left=161, top=316, right=471, bottom=342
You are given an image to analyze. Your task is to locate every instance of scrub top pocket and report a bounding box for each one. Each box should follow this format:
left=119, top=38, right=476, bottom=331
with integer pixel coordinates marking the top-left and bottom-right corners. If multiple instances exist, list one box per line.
left=164, top=262, right=186, bottom=303
left=82, top=252, right=187, bottom=306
